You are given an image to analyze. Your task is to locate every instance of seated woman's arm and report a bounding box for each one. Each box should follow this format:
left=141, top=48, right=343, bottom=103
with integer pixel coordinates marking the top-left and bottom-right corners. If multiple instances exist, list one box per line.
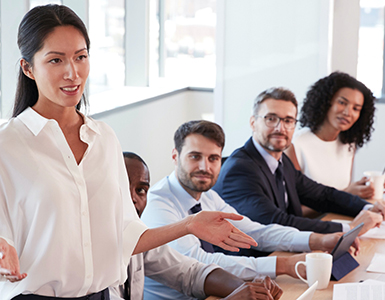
left=344, top=153, right=375, bottom=199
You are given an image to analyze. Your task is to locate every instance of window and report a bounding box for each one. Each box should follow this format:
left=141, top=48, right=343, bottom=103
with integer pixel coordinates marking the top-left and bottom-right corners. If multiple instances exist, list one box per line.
left=149, top=0, right=216, bottom=87
left=0, top=0, right=217, bottom=117
left=89, top=0, right=125, bottom=95
left=30, top=0, right=61, bottom=8
left=357, top=0, right=384, bottom=98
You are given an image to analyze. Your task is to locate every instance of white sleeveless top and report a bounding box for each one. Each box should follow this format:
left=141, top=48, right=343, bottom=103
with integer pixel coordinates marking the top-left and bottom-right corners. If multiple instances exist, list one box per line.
left=292, top=127, right=354, bottom=190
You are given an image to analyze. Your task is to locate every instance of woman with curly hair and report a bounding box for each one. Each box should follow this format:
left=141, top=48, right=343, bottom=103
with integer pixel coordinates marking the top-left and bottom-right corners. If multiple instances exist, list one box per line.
left=285, top=71, right=376, bottom=199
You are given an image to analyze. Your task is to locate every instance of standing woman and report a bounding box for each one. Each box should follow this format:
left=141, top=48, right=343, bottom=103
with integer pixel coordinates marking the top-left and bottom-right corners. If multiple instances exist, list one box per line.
left=286, top=72, right=376, bottom=199
left=0, top=5, right=255, bottom=300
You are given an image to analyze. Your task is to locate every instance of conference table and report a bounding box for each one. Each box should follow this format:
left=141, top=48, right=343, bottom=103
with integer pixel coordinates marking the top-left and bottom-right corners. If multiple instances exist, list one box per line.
left=207, top=212, right=385, bottom=300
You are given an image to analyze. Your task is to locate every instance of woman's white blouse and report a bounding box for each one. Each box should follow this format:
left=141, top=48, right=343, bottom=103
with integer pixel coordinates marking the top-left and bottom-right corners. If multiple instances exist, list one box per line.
left=0, top=107, right=147, bottom=299
left=292, top=127, right=354, bottom=190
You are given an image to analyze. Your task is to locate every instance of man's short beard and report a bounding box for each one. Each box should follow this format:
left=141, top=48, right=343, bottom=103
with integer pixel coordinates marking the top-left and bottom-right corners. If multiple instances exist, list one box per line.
left=260, top=135, right=290, bottom=153
left=177, top=162, right=215, bottom=193
left=260, top=142, right=289, bottom=153
left=179, top=178, right=212, bottom=193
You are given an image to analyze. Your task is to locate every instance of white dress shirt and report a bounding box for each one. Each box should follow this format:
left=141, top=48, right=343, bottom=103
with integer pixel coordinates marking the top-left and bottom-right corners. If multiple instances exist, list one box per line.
left=109, top=244, right=219, bottom=300
left=0, top=107, right=147, bottom=299
left=141, top=172, right=312, bottom=299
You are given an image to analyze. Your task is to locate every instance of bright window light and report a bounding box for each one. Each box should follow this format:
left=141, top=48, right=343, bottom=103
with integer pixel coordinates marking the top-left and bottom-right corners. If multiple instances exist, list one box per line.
left=89, top=0, right=125, bottom=96
left=357, top=0, right=385, bottom=98
left=150, top=0, right=216, bottom=88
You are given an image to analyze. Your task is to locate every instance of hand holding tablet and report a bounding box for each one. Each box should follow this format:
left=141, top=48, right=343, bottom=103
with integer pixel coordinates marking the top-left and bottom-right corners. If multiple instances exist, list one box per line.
left=331, top=222, right=364, bottom=281
left=331, top=222, right=364, bottom=260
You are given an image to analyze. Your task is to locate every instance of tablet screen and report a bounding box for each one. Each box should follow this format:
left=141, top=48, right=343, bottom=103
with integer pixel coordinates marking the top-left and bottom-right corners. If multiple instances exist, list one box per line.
left=331, top=222, right=364, bottom=261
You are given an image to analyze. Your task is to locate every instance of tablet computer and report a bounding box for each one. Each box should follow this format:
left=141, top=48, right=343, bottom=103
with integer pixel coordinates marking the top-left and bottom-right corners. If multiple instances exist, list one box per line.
left=331, top=222, right=363, bottom=261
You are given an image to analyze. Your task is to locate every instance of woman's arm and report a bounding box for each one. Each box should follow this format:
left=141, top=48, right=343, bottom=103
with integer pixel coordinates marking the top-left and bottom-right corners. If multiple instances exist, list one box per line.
left=344, top=152, right=375, bottom=198
left=344, top=177, right=374, bottom=199
left=133, top=211, right=257, bottom=255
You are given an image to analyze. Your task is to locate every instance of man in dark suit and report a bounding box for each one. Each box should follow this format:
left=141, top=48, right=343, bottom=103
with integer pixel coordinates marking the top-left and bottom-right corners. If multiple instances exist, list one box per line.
left=213, top=87, right=384, bottom=234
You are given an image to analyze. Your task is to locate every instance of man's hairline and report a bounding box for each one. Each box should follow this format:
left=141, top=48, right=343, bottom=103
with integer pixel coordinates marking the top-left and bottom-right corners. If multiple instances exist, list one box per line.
left=176, top=133, right=224, bottom=155
left=254, top=97, right=298, bottom=117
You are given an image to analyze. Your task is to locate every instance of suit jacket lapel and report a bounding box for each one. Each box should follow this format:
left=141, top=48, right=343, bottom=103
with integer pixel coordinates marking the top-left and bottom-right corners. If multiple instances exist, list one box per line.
left=244, top=138, right=287, bottom=211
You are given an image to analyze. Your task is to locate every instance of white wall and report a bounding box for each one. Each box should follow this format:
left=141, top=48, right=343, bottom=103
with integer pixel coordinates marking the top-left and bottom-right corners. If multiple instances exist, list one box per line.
left=331, top=0, right=360, bottom=76
left=215, top=0, right=385, bottom=182
left=91, top=89, right=214, bottom=183
left=215, top=0, right=333, bottom=156
left=354, top=104, right=385, bottom=181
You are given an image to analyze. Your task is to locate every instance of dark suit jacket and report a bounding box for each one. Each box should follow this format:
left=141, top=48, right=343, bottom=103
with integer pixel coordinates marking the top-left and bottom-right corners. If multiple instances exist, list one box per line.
left=213, top=138, right=369, bottom=233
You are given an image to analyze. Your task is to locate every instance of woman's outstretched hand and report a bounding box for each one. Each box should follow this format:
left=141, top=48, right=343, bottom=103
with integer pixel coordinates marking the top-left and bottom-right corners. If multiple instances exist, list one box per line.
left=187, top=211, right=258, bottom=252
left=0, top=238, right=27, bottom=282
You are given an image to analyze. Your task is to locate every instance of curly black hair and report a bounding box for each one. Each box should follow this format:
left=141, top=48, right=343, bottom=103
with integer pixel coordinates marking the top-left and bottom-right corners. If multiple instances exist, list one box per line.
left=299, top=72, right=376, bottom=148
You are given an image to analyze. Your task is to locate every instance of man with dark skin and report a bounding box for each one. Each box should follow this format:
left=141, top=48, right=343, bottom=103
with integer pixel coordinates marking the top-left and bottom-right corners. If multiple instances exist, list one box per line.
left=110, top=152, right=283, bottom=300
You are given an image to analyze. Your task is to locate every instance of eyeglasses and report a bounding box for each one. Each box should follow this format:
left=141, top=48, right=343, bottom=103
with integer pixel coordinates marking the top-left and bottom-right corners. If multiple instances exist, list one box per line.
left=256, top=115, right=298, bottom=130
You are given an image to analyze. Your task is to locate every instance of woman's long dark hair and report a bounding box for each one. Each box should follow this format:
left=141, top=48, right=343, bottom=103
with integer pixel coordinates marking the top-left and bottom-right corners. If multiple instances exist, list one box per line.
left=13, top=4, right=90, bottom=117
left=299, top=72, right=376, bottom=148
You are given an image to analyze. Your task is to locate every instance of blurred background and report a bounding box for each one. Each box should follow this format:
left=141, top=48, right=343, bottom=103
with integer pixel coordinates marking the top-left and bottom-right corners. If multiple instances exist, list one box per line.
left=1, top=0, right=384, bottom=183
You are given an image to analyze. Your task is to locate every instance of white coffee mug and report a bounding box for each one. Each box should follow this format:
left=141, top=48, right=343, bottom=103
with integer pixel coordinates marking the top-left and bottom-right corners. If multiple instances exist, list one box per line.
left=295, top=253, right=332, bottom=290
left=364, top=171, right=385, bottom=200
